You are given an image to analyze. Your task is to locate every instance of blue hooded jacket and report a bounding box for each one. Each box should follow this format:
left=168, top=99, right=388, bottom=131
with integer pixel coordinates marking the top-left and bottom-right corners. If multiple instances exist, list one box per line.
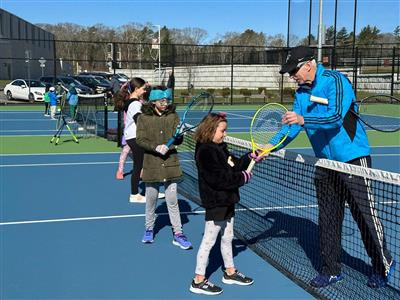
left=67, top=84, right=78, bottom=106
left=277, top=64, right=370, bottom=162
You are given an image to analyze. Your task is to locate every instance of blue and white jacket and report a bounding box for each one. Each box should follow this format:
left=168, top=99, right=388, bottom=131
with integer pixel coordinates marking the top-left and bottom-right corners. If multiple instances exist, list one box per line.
left=278, top=64, right=370, bottom=163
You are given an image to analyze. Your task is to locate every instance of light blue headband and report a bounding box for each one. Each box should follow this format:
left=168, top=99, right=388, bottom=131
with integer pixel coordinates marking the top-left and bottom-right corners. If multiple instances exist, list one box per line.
left=149, top=89, right=172, bottom=102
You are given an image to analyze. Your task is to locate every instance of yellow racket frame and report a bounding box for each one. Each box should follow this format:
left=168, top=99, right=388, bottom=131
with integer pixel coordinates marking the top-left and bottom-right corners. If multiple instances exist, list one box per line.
left=247, top=103, right=290, bottom=172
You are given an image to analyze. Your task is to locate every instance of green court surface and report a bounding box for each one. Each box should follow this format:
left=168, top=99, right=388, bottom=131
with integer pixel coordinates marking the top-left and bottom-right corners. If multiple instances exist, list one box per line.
left=1, top=131, right=398, bottom=155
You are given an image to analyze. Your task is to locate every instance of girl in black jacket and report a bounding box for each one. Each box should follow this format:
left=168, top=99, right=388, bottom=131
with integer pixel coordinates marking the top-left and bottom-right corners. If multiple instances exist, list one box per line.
left=189, top=113, right=254, bottom=296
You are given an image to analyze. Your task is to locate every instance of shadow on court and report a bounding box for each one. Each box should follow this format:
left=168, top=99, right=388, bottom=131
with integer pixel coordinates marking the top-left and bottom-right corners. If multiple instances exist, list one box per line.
left=243, top=210, right=371, bottom=276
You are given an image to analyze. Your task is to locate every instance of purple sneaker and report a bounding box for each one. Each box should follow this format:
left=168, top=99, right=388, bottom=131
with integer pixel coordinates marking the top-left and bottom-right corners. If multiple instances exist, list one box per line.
left=142, top=229, right=154, bottom=243
left=172, top=233, right=192, bottom=250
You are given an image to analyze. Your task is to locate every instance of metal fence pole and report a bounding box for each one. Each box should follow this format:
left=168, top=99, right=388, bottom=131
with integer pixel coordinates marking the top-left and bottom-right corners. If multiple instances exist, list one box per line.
left=353, top=47, right=358, bottom=97
left=52, top=39, right=57, bottom=84
left=391, top=47, right=395, bottom=96
left=230, top=46, right=234, bottom=105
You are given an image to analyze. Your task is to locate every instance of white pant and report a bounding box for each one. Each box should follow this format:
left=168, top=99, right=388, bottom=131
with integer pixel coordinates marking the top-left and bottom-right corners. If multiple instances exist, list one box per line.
left=195, top=217, right=235, bottom=275
left=50, top=105, right=57, bottom=118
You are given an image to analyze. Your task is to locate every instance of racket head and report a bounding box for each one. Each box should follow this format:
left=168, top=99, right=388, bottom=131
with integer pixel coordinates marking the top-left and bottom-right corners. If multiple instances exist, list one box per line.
left=357, top=94, right=400, bottom=132
left=180, top=91, right=214, bottom=132
left=249, top=103, right=291, bottom=155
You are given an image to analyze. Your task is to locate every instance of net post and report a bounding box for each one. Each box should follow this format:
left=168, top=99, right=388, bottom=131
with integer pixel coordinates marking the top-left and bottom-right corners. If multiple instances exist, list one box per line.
left=117, top=110, right=123, bottom=147
left=104, top=93, right=108, bottom=138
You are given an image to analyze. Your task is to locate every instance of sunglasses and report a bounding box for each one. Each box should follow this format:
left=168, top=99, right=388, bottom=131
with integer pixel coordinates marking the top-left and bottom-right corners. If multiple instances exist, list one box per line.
left=289, top=61, right=308, bottom=77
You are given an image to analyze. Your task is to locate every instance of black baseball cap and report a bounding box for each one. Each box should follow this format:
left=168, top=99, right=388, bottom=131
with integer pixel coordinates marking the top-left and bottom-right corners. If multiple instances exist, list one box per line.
left=279, top=46, right=315, bottom=74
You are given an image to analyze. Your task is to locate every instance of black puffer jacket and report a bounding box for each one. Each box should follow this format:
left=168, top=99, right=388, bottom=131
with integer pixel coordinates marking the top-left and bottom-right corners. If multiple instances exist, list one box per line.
left=195, top=142, right=251, bottom=209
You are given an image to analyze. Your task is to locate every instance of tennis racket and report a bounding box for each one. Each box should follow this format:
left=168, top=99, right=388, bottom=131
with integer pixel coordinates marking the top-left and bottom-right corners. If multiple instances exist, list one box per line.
left=350, top=94, right=400, bottom=133
left=247, top=103, right=291, bottom=172
left=166, top=91, right=214, bottom=147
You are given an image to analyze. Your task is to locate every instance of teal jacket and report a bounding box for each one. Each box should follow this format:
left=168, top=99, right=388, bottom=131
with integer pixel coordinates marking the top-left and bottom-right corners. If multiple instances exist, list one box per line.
left=278, top=64, right=370, bottom=162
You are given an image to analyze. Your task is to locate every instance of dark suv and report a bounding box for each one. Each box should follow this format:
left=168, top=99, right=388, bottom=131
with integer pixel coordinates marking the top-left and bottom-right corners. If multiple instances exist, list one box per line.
left=40, top=76, right=93, bottom=94
left=72, top=75, right=112, bottom=94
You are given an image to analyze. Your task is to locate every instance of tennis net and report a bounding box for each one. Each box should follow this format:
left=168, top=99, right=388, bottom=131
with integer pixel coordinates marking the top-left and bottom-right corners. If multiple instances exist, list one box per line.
left=178, top=133, right=400, bottom=300
left=60, top=93, right=109, bottom=137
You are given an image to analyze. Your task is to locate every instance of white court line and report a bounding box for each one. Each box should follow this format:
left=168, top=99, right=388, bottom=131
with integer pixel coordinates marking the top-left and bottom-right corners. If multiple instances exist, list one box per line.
left=0, top=129, right=56, bottom=132
left=226, top=111, right=253, bottom=120
left=0, top=119, right=55, bottom=122
left=1, top=151, right=120, bottom=156
left=0, top=211, right=206, bottom=226
left=2, top=200, right=396, bottom=227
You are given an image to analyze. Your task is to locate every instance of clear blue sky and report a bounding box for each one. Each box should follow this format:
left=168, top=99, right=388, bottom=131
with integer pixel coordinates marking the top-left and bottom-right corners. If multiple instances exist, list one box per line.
left=1, top=0, right=399, bottom=43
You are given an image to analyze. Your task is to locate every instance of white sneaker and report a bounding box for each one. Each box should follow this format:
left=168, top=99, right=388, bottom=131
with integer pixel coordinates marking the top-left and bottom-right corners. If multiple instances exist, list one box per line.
left=129, top=194, right=146, bottom=203
left=158, top=192, right=165, bottom=199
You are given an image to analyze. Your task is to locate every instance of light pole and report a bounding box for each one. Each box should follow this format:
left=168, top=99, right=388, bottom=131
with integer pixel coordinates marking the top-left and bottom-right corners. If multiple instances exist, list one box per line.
left=25, top=50, right=31, bottom=97
left=317, top=0, right=323, bottom=63
left=155, top=25, right=161, bottom=84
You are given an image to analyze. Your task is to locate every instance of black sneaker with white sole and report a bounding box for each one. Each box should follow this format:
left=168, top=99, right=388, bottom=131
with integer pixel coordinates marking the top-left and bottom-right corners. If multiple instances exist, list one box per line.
left=222, top=270, right=254, bottom=285
left=189, top=279, right=223, bottom=295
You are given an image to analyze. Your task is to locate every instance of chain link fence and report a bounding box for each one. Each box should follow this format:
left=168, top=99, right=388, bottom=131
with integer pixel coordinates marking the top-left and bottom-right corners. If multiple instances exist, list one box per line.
left=1, top=37, right=399, bottom=103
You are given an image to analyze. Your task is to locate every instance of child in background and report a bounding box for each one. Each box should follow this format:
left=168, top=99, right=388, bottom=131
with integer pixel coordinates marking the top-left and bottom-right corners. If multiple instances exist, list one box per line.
left=43, top=84, right=50, bottom=116
left=114, top=82, right=150, bottom=181
left=48, top=86, right=58, bottom=120
left=67, top=83, right=78, bottom=123
left=136, top=87, right=192, bottom=249
left=189, top=113, right=254, bottom=295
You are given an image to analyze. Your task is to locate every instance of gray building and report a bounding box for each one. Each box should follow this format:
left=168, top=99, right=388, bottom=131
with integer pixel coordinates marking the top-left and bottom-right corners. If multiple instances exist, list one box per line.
left=0, top=9, right=55, bottom=80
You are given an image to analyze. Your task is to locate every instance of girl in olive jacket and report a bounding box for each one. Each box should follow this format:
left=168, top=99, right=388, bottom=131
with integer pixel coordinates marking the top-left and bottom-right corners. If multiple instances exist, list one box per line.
left=136, top=87, right=192, bottom=250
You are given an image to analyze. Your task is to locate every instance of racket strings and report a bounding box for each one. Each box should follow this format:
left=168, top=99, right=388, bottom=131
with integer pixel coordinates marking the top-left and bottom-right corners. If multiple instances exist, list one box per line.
left=251, top=107, right=289, bottom=147
left=183, top=95, right=213, bottom=125
left=358, top=95, right=400, bottom=132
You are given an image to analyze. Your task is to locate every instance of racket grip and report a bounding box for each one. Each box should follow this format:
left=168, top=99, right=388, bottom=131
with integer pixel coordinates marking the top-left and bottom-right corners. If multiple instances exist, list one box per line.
left=166, top=137, right=176, bottom=148
left=246, top=159, right=256, bottom=172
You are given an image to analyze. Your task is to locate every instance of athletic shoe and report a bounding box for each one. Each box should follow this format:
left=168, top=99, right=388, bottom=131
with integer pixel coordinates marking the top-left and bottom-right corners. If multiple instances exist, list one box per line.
left=129, top=194, right=146, bottom=203
left=310, top=273, right=344, bottom=288
left=172, top=233, right=192, bottom=250
left=116, top=170, right=124, bottom=180
left=189, top=279, right=223, bottom=296
left=157, top=192, right=165, bottom=199
left=222, top=270, right=254, bottom=285
left=44, top=114, right=50, bottom=117
left=367, top=260, right=396, bottom=288
left=142, top=229, right=154, bottom=243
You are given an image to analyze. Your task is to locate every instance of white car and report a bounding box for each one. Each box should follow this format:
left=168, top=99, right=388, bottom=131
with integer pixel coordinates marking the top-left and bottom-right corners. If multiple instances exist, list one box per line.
left=4, top=79, right=46, bottom=102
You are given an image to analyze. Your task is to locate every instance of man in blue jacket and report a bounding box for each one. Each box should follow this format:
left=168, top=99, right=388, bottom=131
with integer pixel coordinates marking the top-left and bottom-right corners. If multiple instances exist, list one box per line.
left=278, top=46, right=394, bottom=288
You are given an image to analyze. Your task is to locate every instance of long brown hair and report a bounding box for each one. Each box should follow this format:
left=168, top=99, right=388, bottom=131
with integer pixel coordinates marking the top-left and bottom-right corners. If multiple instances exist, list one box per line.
left=194, top=113, right=227, bottom=143
left=113, top=77, right=145, bottom=111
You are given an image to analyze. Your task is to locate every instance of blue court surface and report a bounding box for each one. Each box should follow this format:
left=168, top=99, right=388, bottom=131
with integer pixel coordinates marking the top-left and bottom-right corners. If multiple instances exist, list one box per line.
left=1, top=108, right=399, bottom=299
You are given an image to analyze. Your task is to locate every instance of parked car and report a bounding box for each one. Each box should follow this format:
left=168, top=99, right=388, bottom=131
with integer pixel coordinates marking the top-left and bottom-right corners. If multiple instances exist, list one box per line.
left=79, top=71, right=112, bottom=80
left=79, top=71, right=128, bottom=84
left=4, top=79, right=46, bottom=102
left=72, top=75, right=111, bottom=94
left=40, top=76, right=93, bottom=94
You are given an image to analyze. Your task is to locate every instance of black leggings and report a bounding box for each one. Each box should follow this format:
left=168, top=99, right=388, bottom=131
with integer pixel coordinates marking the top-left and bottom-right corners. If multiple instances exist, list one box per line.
left=44, top=102, right=50, bottom=114
left=126, top=138, right=144, bottom=195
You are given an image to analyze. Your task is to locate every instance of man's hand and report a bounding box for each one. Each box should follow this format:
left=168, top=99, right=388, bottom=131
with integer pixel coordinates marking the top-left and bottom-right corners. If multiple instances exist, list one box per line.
left=282, top=111, right=304, bottom=126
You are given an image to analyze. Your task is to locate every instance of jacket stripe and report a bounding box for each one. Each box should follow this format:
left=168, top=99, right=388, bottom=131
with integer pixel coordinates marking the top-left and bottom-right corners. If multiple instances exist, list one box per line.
left=303, top=71, right=343, bottom=124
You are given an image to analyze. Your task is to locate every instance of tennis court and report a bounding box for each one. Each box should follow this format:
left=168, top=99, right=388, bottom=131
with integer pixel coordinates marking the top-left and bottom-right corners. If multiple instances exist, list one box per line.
left=1, top=105, right=399, bottom=299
